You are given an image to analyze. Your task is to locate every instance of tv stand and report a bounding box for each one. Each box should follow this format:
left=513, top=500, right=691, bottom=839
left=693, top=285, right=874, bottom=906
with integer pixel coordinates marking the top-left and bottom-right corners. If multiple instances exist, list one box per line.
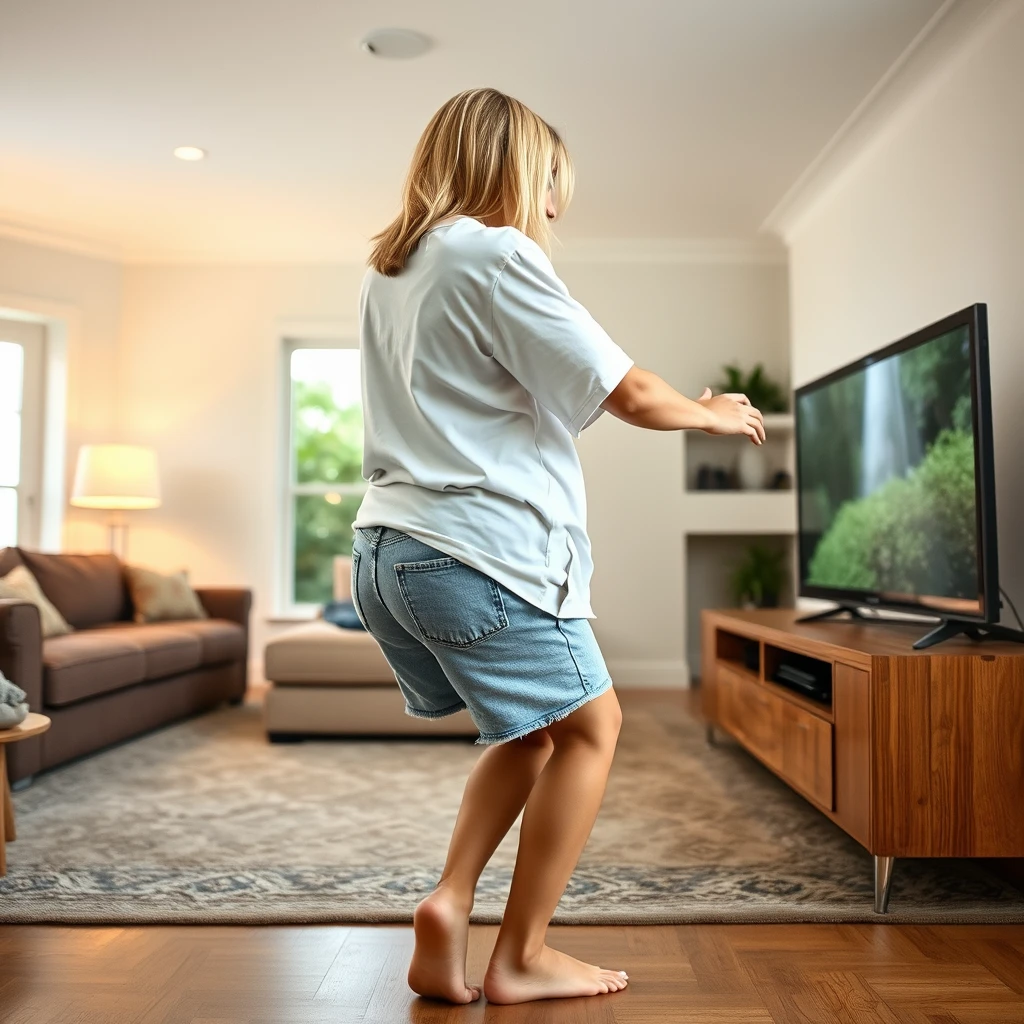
left=796, top=603, right=876, bottom=625
left=701, top=608, right=1024, bottom=914
left=799, top=604, right=1024, bottom=650
left=913, top=617, right=1024, bottom=650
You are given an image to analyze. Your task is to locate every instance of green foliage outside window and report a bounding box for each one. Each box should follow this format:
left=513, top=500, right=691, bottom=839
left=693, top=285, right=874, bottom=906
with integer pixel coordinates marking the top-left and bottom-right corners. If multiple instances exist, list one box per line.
left=292, top=377, right=365, bottom=605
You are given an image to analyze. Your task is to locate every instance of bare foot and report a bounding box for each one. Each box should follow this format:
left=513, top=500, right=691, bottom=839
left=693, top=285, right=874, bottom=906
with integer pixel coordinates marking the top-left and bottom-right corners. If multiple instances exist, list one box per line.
left=407, top=889, right=480, bottom=1004
left=483, top=945, right=629, bottom=1004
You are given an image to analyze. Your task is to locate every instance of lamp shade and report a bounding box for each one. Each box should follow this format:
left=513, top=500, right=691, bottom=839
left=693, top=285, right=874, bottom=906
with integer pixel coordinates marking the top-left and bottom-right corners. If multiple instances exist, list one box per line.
left=71, top=445, right=161, bottom=510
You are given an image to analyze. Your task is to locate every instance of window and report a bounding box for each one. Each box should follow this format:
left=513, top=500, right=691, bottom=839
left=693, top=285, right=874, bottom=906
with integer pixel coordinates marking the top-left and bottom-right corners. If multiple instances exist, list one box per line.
left=0, top=320, right=45, bottom=549
left=284, top=344, right=365, bottom=610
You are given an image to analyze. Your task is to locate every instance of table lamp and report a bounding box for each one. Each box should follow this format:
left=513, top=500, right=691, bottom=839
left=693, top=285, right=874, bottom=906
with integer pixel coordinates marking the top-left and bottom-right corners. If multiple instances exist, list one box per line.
left=70, top=445, right=161, bottom=558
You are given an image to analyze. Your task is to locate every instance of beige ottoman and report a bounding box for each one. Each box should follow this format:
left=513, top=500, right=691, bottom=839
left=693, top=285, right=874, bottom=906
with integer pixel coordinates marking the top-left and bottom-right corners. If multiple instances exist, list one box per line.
left=262, top=620, right=478, bottom=740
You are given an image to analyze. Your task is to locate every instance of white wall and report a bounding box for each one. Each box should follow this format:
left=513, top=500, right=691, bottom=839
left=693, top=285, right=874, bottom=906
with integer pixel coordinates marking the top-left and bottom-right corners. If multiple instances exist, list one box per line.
left=785, top=0, right=1024, bottom=622
left=0, top=236, right=122, bottom=551
left=119, top=256, right=789, bottom=681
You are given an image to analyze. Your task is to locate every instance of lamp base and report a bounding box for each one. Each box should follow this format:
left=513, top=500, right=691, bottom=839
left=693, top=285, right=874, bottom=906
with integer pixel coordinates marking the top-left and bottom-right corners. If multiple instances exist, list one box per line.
left=107, top=515, right=129, bottom=560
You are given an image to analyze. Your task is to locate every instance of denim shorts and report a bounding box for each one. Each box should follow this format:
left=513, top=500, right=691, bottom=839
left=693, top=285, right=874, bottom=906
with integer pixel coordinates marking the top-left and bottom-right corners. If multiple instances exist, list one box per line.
left=350, top=526, right=613, bottom=745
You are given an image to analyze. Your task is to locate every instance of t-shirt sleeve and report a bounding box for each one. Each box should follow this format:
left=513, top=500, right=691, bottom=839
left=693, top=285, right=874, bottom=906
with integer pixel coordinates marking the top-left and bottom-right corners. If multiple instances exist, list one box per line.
left=489, top=243, right=635, bottom=437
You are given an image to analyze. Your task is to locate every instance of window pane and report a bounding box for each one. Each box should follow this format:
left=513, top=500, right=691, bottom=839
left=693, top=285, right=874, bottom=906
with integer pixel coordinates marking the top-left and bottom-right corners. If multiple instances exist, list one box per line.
left=0, top=342, right=24, bottom=412
left=291, top=348, right=363, bottom=485
left=0, top=487, right=16, bottom=548
left=0, top=413, right=20, bottom=487
left=293, top=493, right=362, bottom=605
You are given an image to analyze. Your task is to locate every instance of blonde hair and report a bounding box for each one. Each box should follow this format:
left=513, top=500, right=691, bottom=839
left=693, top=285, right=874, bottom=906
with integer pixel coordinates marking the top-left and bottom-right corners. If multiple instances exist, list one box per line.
left=369, top=88, right=574, bottom=276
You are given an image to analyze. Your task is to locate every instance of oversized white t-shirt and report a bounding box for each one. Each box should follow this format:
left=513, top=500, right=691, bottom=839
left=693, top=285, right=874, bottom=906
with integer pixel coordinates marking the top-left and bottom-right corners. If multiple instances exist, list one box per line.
left=352, top=216, right=634, bottom=618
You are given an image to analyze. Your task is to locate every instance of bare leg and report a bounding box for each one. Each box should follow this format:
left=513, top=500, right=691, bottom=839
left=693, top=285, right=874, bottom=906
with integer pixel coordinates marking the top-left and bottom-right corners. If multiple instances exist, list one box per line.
left=484, top=688, right=629, bottom=1004
left=408, top=728, right=554, bottom=1003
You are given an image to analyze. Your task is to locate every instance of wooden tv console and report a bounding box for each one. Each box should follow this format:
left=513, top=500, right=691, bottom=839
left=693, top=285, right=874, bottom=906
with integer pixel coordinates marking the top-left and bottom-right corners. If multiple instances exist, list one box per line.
left=700, top=608, right=1024, bottom=913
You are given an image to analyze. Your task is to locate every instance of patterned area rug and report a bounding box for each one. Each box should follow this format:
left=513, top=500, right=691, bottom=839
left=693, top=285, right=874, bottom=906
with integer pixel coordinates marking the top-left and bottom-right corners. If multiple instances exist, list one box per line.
left=1, top=697, right=1021, bottom=924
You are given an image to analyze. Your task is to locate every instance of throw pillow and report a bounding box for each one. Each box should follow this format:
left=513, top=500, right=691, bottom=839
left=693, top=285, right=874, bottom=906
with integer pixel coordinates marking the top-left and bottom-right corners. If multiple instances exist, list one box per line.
left=322, top=599, right=366, bottom=631
left=0, top=564, right=74, bottom=638
left=124, top=565, right=208, bottom=624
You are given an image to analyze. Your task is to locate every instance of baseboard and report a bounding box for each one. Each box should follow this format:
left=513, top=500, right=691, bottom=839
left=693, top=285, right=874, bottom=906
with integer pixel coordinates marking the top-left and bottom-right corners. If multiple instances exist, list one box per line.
left=607, top=659, right=690, bottom=689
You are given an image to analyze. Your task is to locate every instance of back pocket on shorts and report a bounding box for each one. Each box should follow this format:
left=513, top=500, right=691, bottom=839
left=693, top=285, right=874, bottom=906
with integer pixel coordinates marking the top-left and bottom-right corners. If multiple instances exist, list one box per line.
left=394, top=556, right=508, bottom=648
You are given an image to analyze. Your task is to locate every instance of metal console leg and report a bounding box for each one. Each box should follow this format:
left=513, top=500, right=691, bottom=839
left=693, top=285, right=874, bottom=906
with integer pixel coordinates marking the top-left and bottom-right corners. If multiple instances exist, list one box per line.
left=874, top=855, right=895, bottom=914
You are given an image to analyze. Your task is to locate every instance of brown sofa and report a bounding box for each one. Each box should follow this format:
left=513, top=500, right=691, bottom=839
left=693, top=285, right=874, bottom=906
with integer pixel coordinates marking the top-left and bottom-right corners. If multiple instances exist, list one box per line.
left=0, top=547, right=251, bottom=785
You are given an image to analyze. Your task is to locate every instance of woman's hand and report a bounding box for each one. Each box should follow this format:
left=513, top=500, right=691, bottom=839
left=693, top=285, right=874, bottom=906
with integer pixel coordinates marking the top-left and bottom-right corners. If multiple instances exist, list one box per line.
left=696, top=387, right=766, bottom=445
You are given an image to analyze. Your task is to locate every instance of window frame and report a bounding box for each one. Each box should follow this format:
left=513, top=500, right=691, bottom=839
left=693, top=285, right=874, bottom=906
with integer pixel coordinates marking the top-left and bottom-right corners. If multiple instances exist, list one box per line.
left=0, top=318, right=46, bottom=550
left=278, top=334, right=366, bottom=619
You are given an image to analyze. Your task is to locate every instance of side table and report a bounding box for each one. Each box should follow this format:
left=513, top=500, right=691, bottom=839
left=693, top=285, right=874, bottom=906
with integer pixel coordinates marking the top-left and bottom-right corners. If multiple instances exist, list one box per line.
left=0, top=713, right=51, bottom=875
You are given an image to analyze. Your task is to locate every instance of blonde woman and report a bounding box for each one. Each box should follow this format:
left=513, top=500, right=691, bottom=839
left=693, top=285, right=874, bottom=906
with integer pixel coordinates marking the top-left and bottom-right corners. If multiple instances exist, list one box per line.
left=351, top=88, right=765, bottom=1006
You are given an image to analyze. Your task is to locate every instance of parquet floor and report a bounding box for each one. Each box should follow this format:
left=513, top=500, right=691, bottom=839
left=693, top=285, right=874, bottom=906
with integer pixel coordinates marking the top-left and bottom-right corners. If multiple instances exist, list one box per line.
left=1, top=691, right=1023, bottom=1023
left=1, top=922, right=1024, bottom=1023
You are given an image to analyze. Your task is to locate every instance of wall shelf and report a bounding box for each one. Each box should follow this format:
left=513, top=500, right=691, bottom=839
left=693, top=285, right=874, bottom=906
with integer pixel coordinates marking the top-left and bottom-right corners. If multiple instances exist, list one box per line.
left=682, top=490, right=796, bottom=535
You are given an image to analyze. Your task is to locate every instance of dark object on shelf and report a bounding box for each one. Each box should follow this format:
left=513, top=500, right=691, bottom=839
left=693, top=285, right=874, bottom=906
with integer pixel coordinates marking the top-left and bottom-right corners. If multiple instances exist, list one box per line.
left=322, top=600, right=366, bottom=631
left=769, top=469, right=792, bottom=491
left=717, top=363, right=788, bottom=413
left=695, top=464, right=736, bottom=491
left=771, top=651, right=832, bottom=704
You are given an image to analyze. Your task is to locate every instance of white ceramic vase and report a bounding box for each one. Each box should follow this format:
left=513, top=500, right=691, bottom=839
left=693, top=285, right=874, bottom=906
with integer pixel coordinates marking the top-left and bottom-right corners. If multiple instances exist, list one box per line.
left=737, top=444, right=769, bottom=490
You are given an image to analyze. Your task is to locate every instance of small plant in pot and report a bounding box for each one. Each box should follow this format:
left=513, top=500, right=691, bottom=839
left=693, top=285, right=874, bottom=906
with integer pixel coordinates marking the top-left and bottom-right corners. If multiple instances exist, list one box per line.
left=716, top=363, right=788, bottom=413
left=730, top=544, right=788, bottom=609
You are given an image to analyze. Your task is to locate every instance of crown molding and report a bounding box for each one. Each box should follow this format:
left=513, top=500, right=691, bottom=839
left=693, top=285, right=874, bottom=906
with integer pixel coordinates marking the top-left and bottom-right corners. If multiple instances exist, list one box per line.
left=0, top=217, right=786, bottom=268
left=553, top=237, right=787, bottom=266
left=763, top=0, right=1010, bottom=242
left=0, top=216, right=124, bottom=263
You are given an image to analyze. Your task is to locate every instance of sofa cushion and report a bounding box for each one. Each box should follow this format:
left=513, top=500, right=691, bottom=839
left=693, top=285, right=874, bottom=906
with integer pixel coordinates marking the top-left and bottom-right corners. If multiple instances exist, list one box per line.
left=0, top=547, right=22, bottom=577
left=90, top=623, right=203, bottom=680
left=43, top=630, right=147, bottom=706
left=43, top=622, right=210, bottom=706
left=20, top=551, right=128, bottom=629
left=174, top=620, right=245, bottom=666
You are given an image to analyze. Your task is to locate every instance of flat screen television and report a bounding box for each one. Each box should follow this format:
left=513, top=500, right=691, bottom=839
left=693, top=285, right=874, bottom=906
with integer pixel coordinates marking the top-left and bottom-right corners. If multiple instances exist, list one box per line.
left=794, top=303, right=1018, bottom=649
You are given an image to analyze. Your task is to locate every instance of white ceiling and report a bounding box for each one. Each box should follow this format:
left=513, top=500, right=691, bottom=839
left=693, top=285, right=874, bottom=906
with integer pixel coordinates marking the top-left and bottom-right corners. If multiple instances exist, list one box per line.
left=0, top=0, right=946, bottom=262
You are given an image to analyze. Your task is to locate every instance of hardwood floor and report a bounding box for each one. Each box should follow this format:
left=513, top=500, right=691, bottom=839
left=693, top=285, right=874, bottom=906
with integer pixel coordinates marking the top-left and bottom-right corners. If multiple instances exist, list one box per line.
left=1, top=690, right=1023, bottom=1023
left=2, top=922, right=1024, bottom=1023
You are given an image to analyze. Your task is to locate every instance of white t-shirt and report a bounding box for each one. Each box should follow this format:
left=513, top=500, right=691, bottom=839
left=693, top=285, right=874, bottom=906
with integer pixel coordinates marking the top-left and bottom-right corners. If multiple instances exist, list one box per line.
left=352, top=216, right=635, bottom=618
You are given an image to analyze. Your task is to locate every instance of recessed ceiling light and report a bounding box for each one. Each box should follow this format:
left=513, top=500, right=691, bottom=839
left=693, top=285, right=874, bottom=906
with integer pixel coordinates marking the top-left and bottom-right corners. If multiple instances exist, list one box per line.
left=360, top=28, right=432, bottom=60
left=173, top=146, right=207, bottom=161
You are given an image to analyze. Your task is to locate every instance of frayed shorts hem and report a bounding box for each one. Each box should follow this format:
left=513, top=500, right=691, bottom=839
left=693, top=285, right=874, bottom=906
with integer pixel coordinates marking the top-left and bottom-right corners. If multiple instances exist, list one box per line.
left=403, top=699, right=468, bottom=720
left=473, top=675, right=614, bottom=747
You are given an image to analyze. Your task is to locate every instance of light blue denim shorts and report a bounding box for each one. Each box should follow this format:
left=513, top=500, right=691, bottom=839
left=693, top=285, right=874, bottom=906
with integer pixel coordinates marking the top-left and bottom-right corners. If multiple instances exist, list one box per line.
left=350, top=526, right=613, bottom=745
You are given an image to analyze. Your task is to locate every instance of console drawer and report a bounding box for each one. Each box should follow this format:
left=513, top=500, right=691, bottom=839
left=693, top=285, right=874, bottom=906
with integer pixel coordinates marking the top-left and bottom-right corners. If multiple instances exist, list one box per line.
left=780, top=700, right=834, bottom=811
left=717, top=665, right=833, bottom=809
left=717, top=666, right=782, bottom=772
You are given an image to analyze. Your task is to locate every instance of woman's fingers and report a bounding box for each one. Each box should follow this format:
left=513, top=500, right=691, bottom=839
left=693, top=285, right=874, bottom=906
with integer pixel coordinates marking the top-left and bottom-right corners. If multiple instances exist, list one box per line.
left=726, top=392, right=751, bottom=406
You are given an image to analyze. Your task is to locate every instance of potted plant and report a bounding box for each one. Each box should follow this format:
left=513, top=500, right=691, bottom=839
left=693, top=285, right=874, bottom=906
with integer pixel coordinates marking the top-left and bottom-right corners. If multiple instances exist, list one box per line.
left=716, top=363, right=788, bottom=413
left=730, top=544, right=788, bottom=609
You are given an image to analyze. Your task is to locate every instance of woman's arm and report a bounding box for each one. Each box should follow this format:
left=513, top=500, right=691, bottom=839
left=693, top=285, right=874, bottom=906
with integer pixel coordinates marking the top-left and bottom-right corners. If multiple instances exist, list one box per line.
left=601, top=366, right=766, bottom=444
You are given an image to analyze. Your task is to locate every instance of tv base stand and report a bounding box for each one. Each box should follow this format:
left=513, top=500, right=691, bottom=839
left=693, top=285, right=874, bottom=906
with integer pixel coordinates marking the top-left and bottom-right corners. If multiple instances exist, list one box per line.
left=701, top=609, right=1024, bottom=913
left=913, top=616, right=1024, bottom=649
left=796, top=603, right=876, bottom=625
left=798, top=604, right=1024, bottom=649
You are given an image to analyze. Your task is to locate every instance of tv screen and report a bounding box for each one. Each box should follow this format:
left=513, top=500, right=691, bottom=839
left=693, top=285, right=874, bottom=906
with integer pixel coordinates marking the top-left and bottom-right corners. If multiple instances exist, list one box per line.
left=796, top=304, right=996, bottom=621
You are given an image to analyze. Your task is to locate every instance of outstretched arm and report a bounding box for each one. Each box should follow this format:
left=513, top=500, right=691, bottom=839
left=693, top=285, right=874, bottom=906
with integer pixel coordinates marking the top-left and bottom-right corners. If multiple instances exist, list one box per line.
left=601, top=366, right=766, bottom=444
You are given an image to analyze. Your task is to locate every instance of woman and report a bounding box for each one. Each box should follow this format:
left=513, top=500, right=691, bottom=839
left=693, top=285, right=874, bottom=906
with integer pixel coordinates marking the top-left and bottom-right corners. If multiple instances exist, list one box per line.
left=351, top=88, right=765, bottom=1006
